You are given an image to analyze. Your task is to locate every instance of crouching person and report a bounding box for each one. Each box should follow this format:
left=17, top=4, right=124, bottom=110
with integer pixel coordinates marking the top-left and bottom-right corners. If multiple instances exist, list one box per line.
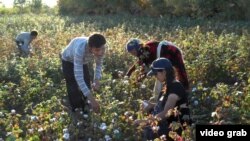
left=134, top=58, right=192, bottom=140
left=15, top=30, right=38, bottom=57
left=60, top=33, right=106, bottom=113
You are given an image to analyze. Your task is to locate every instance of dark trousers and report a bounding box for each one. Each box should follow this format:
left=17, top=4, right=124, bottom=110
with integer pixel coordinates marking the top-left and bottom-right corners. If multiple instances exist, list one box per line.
left=61, top=59, right=91, bottom=111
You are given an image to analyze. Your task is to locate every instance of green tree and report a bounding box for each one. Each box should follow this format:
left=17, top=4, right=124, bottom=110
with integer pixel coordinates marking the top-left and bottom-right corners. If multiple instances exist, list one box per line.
left=30, top=0, right=42, bottom=13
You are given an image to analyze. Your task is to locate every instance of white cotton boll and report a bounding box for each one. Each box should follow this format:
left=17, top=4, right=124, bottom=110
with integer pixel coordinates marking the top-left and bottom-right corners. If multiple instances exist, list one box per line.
left=124, top=111, right=130, bottom=116
left=30, top=116, right=38, bottom=121
left=83, top=114, right=88, bottom=119
left=77, top=121, right=83, bottom=126
left=152, top=126, right=160, bottom=131
left=113, top=129, right=119, bottom=134
left=104, top=135, right=112, bottom=141
left=0, top=112, right=4, bottom=117
left=192, top=87, right=197, bottom=92
left=203, top=87, right=208, bottom=91
left=123, top=80, right=129, bottom=85
left=38, top=127, right=44, bottom=132
left=118, top=71, right=123, bottom=74
left=160, top=134, right=166, bottom=140
left=194, top=100, right=199, bottom=106
left=6, top=132, right=12, bottom=136
left=28, top=128, right=34, bottom=134
left=236, top=91, right=243, bottom=96
left=80, top=111, right=83, bottom=115
left=11, top=109, right=16, bottom=114
left=142, top=100, right=148, bottom=108
left=99, top=123, right=107, bottom=130
left=141, top=84, right=146, bottom=89
left=50, top=117, right=56, bottom=122
left=129, top=116, right=133, bottom=120
left=63, top=133, right=70, bottom=140
left=101, top=125, right=107, bottom=130
left=211, top=112, right=217, bottom=118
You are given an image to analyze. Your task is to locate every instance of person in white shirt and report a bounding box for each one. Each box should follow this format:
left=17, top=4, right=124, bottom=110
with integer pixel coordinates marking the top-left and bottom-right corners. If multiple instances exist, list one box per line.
left=60, top=33, right=106, bottom=113
left=15, top=30, right=38, bottom=57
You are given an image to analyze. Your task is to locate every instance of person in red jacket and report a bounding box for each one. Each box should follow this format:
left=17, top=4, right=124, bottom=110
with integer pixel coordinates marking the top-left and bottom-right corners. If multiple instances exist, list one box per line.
left=125, top=38, right=189, bottom=101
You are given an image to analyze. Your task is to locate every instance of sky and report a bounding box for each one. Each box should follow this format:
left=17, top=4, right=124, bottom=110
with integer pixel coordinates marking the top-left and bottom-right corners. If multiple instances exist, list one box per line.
left=0, top=0, right=58, bottom=8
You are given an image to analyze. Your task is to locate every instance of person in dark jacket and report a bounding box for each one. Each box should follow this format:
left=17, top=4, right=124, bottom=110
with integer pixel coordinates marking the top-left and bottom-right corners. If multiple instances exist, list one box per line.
left=125, top=38, right=189, bottom=101
left=133, top=58, right=192, bottom=140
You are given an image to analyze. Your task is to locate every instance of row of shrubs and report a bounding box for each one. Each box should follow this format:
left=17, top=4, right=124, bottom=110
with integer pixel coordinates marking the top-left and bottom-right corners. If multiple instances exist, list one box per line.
left=58, top=0, right=250, bottom=20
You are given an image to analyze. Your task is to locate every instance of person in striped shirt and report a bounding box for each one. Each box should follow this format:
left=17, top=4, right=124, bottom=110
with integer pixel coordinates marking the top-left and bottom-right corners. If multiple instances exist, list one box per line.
left=61, top=33, right=106, bottom=113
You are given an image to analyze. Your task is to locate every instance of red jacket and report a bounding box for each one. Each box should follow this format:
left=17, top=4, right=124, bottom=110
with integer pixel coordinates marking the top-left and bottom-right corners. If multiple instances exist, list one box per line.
left=126, top=41, right=189, bottom=90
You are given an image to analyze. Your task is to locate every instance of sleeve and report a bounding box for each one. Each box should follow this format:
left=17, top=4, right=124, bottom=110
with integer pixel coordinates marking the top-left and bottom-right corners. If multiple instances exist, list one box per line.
left=74, top=44, right=91, bottom=97
left=125, top=60, right=143, bottom=77
left=168, top=82, right=185, bottom=98
left=94, top=55, right=104, bottom=80
left=126, top=63, right=136, bottom=77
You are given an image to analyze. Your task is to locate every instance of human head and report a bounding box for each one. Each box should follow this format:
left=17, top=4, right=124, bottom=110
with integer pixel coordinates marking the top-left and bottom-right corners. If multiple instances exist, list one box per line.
left=147, top=58, right=175, bottom=83
left=88, top=33, right=106, bottom=56
left=125, top=38, right=141, bottom=57
left=30, top=30, right=38, bottom=40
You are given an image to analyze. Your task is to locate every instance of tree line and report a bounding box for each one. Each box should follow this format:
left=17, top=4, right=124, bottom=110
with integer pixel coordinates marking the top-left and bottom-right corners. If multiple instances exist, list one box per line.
left=58, top=0, right=250, bottom=20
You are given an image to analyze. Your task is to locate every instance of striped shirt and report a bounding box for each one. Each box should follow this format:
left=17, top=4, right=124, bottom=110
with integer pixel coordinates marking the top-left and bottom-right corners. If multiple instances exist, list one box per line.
left=61, top=37, right=103, bottom=97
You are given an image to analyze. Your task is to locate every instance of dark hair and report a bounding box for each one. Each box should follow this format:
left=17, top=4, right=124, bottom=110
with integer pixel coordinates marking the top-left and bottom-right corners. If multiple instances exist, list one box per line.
left=165, top=67, right=175, bottom=87
left=31, top=30, right=38, bottom=36
left=88, top=33, right=106, bottom=48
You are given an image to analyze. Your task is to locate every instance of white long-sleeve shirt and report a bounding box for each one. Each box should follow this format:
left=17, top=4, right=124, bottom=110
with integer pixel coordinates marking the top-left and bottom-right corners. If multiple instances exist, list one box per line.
left=61, top=37, right=103, bottom=97
left=15, top=32, right=32, bottom=53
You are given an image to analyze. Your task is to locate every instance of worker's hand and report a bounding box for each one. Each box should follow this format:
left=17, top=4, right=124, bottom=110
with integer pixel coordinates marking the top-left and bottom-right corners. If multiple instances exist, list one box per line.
left=92, top=80, right=100, bottom=91
left=137, top=73, right=146, bottom=82
left=133, top=119, right=148, bottom=127
left=141, top=100, right=154, bottom=113
left=87, top=95, right=100, bottom=113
